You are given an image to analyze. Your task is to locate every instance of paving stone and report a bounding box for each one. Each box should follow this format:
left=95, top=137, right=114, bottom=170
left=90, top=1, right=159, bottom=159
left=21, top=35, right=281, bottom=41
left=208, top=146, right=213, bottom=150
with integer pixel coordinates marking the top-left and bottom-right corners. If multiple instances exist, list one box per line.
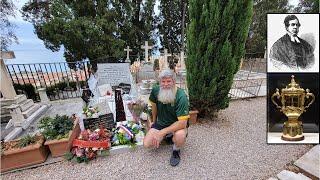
left=277, top=170, right=311, bottom=180
left=294, top=145, right=320, bottom=179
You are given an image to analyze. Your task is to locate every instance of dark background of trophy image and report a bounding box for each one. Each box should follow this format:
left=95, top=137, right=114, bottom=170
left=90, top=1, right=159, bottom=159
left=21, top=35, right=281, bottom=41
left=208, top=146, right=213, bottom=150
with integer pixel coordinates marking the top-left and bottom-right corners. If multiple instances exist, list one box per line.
left=268, top=73, right=319, bottom=133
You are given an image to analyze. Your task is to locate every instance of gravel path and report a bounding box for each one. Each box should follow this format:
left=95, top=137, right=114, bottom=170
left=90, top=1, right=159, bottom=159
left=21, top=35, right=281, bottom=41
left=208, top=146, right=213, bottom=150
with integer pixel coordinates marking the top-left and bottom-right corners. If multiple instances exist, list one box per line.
left=2, top=97, right=312, bottom=180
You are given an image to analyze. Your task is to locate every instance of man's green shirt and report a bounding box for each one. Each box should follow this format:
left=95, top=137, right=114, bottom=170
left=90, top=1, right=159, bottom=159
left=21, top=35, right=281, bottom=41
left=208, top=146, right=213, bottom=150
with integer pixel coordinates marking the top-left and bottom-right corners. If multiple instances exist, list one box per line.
left=149, top=85, right=189, bottom=127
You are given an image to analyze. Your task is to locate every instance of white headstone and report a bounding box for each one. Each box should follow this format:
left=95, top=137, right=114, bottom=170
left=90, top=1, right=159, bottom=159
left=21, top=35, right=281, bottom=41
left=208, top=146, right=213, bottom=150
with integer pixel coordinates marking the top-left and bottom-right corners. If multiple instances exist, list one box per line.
left=98, top=84, right=113, bottom=97
left=141, top=41, right=153, bottom=62
left=97, top=63, right=131, bottom=86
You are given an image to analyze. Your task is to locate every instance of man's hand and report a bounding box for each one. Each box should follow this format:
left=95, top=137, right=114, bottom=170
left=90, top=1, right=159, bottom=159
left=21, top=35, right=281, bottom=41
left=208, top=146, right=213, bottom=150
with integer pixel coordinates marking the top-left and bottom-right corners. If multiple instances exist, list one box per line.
left=152, top=130, right=165, bottom=148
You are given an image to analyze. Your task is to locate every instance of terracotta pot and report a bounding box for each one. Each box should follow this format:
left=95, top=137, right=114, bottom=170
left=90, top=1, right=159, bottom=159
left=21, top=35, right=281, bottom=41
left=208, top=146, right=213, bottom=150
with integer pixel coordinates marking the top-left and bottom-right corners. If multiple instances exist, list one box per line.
left=1, top=137, right=49, bottom=173
left=44, top=124, right=80, bottom=158
left=189, top=110, right=199, bottom=124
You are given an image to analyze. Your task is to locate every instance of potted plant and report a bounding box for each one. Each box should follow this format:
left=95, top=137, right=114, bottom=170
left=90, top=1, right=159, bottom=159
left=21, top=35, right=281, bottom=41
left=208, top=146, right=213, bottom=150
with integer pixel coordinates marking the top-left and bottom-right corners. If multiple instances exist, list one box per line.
left=1, top=134, right=49, bottom=172
left=189, top=110, right=199, bottom=124
left=38, top=115, right=75, bottom=157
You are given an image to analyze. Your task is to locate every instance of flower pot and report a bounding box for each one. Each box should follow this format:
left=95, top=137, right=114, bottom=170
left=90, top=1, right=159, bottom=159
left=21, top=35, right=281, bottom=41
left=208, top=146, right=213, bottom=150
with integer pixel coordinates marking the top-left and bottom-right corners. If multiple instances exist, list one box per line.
left=44, top=125, right=80, bottom=158
left=189, top=110, right=199, bottom=124
left=1, top=136, right=49, bottom=173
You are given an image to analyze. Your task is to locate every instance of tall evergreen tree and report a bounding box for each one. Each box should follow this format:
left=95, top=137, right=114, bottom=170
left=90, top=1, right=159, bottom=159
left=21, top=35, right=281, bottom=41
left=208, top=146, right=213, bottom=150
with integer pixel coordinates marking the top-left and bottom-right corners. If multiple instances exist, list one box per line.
left=157, top=0, right=188, bottom=54
left=187, top=0, right=253, bottom=117
left=113, top=0, right=156, bottom=61
left=22, top=0, right=125, bottom=68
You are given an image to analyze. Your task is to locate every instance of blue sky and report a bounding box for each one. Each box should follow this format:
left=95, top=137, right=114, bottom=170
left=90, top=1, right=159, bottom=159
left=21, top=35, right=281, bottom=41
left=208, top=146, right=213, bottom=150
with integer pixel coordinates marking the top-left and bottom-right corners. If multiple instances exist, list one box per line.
left=7, top=0, right=299, bottom=65
left=7, top=0, right=65, bottom=64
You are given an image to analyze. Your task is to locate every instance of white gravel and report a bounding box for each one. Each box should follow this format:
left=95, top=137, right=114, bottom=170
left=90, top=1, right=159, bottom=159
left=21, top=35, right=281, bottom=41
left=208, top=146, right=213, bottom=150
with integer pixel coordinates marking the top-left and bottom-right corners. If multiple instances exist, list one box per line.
left=2, top=97, right=313, bottom=180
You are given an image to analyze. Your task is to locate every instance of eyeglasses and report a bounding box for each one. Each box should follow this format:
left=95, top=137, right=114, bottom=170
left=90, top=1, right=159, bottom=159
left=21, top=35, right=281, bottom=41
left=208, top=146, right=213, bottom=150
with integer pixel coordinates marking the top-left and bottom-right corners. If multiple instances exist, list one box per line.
left=290, top=23, right=300, bottom=27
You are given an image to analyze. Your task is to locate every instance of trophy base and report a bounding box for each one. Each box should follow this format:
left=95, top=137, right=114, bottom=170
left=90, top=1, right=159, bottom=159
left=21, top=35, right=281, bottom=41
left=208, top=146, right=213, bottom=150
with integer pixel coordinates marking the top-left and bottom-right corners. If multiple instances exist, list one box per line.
left=281, top=134, right=305, bottom=141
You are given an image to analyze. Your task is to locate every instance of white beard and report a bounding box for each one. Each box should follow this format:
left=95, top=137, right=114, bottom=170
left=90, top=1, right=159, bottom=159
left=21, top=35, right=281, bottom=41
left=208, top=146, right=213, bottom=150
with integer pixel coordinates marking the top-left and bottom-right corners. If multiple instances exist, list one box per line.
left=158, top=87, right=176, bottom=104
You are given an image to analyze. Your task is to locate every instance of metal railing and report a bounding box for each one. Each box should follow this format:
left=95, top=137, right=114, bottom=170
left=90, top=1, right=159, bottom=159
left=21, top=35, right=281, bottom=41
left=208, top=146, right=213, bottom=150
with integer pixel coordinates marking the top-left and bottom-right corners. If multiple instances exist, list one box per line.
left=229, top=58, right=266, bottom=99
left=6, top=61, right=90, bottom=101
left=6, top=55, right=266, bottom=102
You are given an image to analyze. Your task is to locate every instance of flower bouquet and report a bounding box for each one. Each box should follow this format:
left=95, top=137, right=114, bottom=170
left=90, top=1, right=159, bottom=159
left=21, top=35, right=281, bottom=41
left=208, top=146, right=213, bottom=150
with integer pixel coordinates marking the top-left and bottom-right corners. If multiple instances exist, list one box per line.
left=127, top=99, right=147, bottom=122
left=82, top=106, right=99, bottom=118
left=65, top=124, right=111, bottom=163
left=111, top=121, right=145, bottom=147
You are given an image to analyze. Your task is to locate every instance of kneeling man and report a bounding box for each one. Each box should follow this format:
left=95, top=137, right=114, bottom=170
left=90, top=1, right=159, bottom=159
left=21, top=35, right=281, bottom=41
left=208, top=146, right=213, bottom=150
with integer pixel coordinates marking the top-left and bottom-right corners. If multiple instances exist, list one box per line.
left=143, top=69, right=189, bottom=166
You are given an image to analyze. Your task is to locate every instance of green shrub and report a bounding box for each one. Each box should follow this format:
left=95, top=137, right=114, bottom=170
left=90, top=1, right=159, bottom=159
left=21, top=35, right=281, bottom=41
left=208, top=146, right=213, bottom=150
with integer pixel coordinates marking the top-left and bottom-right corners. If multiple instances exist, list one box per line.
left=16, top=134, right=37, bottom=148
left=38, top=115, right=74, bottom=140
left=46, top=86, right=58, bottom=97
left=13, top=83, right=38, bottom=101
left=187, top=0, right=253, bottom=117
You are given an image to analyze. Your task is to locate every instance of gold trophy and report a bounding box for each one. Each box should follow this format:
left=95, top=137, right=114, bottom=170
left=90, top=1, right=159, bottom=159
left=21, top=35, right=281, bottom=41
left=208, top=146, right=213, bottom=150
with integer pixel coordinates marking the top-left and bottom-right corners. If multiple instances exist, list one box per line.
left=271, top=75, right=315, bottom=141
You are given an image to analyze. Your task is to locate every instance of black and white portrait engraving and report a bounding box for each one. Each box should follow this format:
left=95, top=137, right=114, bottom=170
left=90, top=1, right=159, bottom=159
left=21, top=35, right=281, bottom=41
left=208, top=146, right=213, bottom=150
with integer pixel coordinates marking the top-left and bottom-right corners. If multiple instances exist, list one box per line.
left=268, top=14, right=319, bottom=72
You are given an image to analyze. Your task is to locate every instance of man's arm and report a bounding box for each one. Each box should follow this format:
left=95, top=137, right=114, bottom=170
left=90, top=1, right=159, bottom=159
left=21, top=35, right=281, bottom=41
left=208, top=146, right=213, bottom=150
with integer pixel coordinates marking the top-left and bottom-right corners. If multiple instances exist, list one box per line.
left=151, top=102, right=157, bottom=124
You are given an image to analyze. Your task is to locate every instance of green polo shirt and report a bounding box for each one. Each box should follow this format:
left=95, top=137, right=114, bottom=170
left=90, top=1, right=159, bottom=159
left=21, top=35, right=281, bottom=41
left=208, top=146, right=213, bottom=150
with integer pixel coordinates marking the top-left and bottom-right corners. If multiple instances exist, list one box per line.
left=149, top=85, right=189, bottom=127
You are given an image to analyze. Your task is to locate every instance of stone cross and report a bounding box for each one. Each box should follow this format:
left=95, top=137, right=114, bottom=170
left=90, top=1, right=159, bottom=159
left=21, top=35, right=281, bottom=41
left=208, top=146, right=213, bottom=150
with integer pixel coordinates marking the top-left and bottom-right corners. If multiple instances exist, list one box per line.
left=0, top=51, right=17, bottom=99
left=124, top=46, right=132, bottom=63
left=141, top=41, right=153, bottom=62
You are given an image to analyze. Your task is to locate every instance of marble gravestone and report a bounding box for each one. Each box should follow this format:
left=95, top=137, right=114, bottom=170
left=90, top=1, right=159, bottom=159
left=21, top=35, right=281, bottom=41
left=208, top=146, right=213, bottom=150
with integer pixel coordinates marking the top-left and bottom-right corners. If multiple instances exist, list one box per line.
left=97, top=63, right=137, bottom=97
left=96, top=63, right=138, bottom=122
left=97, top=63, right=131, bottom=87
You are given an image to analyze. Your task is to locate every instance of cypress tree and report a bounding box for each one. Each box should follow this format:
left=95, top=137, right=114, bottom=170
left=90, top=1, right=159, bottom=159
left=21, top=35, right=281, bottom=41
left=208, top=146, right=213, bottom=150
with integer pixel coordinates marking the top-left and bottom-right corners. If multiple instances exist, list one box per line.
left=186, top=0, right=253, bottom=117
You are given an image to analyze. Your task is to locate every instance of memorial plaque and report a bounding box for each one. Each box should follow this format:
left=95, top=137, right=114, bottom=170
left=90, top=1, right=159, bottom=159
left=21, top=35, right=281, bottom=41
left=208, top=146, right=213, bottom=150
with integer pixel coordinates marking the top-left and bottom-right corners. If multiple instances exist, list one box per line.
left=97, top=63, right=131, bottom=86
left=83, top=113, right=115, bottom=130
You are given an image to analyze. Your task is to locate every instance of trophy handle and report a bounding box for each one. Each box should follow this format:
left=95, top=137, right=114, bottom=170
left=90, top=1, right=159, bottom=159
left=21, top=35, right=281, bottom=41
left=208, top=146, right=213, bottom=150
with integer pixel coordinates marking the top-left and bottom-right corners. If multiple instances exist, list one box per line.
left=304, top=89, right=315, bottom=110
left=271, top=88, right=282, bottom=109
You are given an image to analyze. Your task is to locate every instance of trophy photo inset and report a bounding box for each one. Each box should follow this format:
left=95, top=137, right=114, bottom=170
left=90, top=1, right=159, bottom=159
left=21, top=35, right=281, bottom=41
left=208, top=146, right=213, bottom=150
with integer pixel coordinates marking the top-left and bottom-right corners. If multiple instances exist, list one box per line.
left=271, top=75, right=315, bottom=141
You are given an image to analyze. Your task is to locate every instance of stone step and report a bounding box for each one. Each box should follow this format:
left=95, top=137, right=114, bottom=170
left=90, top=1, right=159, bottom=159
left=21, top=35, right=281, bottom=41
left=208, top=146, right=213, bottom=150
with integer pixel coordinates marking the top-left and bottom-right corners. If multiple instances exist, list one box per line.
left=0, top=94, right=27, bottom=106
left=19, top=99, right=34, bottom=112
left=22, top=104, right=49, bottom=130
left=277, top=170, right=311, bottom=180
left=22, top=104, right=40, bottom=119
left=0, top=114, right=11, bottom=124
left=294, top=145, right=320, bottom=179
left=4, top=127, right=23, bottom=142
left=1, top=105, right=11, bottom=115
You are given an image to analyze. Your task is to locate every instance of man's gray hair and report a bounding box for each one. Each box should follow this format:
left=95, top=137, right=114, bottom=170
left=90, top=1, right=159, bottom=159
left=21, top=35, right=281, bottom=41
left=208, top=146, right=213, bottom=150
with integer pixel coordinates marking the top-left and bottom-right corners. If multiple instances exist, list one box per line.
left=159, top=68, right=176, bottom=81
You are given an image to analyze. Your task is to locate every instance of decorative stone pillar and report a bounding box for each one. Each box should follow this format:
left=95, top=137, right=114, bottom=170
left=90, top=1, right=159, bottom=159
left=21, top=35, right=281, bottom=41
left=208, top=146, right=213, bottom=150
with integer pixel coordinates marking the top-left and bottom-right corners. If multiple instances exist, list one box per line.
left=0, top=56, right=17, bottom=99
left=38, top=88, right=49, bottom=103
left=7, top=104, right=25, bottom=127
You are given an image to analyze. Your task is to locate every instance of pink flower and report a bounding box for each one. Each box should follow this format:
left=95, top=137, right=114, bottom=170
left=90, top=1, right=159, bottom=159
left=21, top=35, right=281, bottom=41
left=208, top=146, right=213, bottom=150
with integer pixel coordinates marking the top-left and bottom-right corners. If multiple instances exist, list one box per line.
left=75, top=148, right=84, bottom=157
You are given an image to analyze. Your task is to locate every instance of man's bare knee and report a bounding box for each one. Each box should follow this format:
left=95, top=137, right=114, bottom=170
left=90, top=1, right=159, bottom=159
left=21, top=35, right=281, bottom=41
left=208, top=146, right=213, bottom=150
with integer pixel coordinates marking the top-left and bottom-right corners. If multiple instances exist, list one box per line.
left=173, top=129, right=187, bottom=146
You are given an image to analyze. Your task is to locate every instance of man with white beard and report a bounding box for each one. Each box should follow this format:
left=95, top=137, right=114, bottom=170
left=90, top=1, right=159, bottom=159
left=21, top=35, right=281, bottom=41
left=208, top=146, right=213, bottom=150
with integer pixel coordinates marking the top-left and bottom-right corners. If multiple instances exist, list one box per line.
left=143, top=69, right=189, bottom=166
